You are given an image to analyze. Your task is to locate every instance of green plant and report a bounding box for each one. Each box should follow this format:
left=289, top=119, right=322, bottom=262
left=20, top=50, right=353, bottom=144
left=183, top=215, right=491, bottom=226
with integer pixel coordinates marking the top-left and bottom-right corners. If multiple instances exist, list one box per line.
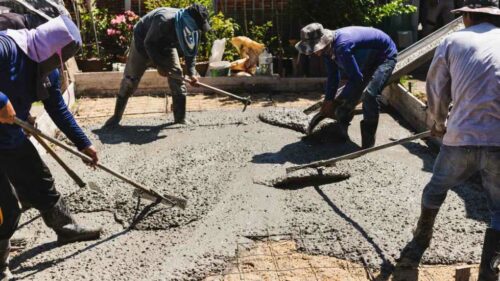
left=76, top=0, right=110, bottom=60
left=144, top=0, right=212, bottom=12
left=367, top=0, right=417, bottom=25
left=287, top=0, right=416, bottom=29
left=196, top=12, right=240, bottom=62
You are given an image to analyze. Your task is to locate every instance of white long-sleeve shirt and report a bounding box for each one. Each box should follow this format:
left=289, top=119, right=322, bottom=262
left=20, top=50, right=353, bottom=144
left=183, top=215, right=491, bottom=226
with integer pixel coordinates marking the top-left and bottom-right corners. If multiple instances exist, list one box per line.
left=426, top=23, right=500, bottom=146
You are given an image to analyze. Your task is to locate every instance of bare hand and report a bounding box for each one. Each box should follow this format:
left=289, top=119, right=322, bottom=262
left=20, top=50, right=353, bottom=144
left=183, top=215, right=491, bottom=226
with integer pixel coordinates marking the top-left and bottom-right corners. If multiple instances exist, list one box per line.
left=80, top=145, right=98, bottom=168
left=319, top=100, right=335, bottom=119
left=0, top=101, right=16, bottom=124
left=188, top=76, right=200, bottom=87
left=431, top=123, right=446, bottom=138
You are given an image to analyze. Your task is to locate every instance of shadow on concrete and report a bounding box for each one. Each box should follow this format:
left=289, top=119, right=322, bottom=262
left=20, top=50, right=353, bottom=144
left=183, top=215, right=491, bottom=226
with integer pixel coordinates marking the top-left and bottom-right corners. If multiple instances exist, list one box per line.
left=313, top=186, right=394, bottom=270
left=10, top=200, right=163, bottom=280
left=92, top=122, right=177, bottom=145
left=252, top=139, right=360, bottom=165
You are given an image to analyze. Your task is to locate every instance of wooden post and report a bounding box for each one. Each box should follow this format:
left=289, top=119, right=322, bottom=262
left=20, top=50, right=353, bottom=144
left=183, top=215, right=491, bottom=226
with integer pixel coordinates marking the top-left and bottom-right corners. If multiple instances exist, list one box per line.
left=455, top=265, right=474, bottom=281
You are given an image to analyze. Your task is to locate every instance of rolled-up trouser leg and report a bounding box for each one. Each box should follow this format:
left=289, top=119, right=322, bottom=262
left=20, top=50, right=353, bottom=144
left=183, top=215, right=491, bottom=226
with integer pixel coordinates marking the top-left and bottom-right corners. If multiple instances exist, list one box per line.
left=105, top=39, right=149, bottom=126
left=163, top=48, right=188, bottom=123
left=361, top=58, right=396, bottom=147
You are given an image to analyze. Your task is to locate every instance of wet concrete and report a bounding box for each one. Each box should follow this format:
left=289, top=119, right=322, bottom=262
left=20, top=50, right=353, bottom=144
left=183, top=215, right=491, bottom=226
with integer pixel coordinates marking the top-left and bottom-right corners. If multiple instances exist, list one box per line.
left=11, top=108, right=489, bottom=280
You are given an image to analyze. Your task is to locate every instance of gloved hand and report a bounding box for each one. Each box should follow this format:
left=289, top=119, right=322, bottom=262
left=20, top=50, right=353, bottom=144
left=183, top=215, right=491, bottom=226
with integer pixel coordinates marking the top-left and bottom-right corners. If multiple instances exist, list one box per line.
left=0, top=101, right=16, bottom=124
left=319, top=100, right=336, bottom=119
left=431, top=123, right=446, bottom=138
left=80, top=145, right=98, bottom=168
left=187, top=75, right=200, bottom=87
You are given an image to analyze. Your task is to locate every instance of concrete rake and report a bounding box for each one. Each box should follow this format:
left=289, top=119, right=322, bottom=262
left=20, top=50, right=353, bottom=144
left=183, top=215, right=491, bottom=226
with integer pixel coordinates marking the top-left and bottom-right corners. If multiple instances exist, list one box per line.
left=15, top=117, right=187, bottom=209
left=268, top=131, right=431, bottom=188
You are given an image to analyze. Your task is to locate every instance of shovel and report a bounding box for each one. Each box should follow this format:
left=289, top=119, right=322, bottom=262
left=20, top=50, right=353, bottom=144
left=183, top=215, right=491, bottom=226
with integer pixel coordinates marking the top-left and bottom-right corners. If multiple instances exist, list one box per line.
left=15, top=117, right=187, bottom=209
left=286, top=131, right=431, bottom=173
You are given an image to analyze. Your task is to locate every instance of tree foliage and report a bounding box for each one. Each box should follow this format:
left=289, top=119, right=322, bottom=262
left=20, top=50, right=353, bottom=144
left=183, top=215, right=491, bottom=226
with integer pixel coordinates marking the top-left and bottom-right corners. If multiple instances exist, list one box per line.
left=287, top=0, right=416, bottom=29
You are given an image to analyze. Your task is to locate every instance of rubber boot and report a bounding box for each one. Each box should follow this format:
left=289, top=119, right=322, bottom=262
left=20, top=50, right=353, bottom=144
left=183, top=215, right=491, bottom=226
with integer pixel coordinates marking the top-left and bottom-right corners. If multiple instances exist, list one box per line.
left=104, top=96, right=129, bottom=127
left=0, top=239, right=12, bottom=281
left=360, top=119, right=379, bottom=149
left=172, top=95, right=187, bottom=124
left=336, top=122, right=350, bottom=141
left=398, top=207, right=439, bottom=266
left=41, top=198, right=102, bottom=244
left=478, top=228, right=500, bottom=281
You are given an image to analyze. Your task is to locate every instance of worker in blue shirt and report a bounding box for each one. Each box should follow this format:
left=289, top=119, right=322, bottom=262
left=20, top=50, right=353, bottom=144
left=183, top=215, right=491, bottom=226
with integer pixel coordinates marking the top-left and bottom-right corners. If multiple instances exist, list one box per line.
left=296, top=23, right=397, bottom=148
left=0, top=15, right=101, bottom=280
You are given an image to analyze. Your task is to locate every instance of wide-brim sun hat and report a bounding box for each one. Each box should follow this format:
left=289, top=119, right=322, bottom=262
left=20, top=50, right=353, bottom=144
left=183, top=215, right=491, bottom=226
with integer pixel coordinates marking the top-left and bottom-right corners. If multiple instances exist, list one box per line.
left=295, top=23, right=334, bottom=55
left=451, top=0, right=500, bottom=15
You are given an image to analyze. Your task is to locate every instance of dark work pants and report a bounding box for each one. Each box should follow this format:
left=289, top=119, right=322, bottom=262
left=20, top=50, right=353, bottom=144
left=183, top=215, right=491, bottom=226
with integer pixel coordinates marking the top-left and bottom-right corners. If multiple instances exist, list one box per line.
left=336, top=58, right=397, bottom=125
left=0, top=139, right=60, bottom=240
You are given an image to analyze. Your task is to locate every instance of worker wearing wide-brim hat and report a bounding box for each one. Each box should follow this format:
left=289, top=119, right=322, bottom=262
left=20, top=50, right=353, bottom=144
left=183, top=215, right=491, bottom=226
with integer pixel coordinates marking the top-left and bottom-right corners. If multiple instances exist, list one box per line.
left=398, top=1, right=500, bottom=280
left=104, top=3, right=212, bottom=128
left=296, top=23, right=398, bottom=149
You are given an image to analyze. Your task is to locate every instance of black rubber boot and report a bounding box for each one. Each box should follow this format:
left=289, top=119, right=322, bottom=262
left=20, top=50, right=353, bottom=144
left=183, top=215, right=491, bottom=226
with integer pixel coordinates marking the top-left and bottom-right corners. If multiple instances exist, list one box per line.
left=478, top=228, right=500, bottom=281
left=398, top=207, right=439, bottom=266
left=172, top=95, right=187, bottom=124
left=41, top=198, right=102, bottom=244
left=360, top=119, right=379, bottom=149
left=104, top=96, right=129, bottom=127
left=336, top=122, right=350, bottom=141
left=0, top=239, right=12, bottom=281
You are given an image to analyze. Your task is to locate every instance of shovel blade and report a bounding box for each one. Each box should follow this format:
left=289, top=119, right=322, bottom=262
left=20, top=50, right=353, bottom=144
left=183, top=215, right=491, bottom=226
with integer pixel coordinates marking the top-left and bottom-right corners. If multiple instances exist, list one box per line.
left=133, top=190, right=187, bottom=209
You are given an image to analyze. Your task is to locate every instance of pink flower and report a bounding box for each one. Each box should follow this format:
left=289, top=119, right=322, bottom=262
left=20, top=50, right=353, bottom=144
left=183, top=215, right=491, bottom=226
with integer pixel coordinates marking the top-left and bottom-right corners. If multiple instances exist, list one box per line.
left=107, top=28, right=115, bottom=36
left=111, top=19, right=117, bottom=25
left=116, top=15, right=125, bottom=24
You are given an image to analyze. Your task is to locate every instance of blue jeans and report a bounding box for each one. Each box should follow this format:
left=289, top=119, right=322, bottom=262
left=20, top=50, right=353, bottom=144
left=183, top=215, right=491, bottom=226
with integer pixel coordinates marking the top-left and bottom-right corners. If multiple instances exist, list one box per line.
left=336, top=58, right=397, bottom=125
left=423, top=145, right=500, bottom=230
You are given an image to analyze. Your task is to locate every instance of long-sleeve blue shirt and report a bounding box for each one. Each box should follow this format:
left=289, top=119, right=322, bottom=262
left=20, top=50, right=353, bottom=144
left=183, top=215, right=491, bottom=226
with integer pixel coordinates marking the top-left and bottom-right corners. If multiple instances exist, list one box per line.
left=0, top=34, right=91, bottom=150
left=324, top=26, right=397, bottom=101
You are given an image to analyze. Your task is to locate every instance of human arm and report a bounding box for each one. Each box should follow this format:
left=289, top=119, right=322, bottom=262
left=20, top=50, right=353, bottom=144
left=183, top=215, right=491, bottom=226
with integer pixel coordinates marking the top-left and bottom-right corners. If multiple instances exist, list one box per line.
left=42, top=71, right=97, bottom=165
left=426, top=42, right=451, bottom=136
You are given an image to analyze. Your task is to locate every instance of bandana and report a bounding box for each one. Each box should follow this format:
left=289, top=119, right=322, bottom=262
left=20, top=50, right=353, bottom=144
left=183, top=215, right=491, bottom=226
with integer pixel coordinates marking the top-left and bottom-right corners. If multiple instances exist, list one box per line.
left=174, top=9, right=200, bottom=58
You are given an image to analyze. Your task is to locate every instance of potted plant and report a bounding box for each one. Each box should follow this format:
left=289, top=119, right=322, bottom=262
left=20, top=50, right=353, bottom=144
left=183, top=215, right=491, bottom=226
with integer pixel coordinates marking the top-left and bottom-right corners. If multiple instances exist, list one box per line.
left=106, top=11, right=140, bottom=63
left=75, top=3, right=111, bottom=72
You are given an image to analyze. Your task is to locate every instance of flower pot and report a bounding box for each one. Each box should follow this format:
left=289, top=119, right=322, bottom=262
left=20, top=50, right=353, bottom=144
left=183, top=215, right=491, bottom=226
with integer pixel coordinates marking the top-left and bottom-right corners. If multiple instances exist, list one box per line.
left=76, top=58, right=109, bottom=72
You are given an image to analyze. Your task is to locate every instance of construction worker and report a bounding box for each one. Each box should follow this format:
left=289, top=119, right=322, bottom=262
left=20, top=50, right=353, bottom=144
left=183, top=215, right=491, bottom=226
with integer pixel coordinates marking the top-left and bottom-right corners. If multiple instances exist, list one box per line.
left=296, top=24, right=398, bottom=148
left=399, top=1, right=500, bottom=280
left=104, top=3, right=211, bottom=127
left=0, top=16, right=102, bottom=280
left=423, top=0, right=457, bottom=36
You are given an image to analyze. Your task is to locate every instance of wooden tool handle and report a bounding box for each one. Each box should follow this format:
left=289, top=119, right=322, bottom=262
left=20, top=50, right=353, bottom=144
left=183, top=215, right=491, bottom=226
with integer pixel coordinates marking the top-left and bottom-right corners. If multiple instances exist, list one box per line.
left=286, top=131, right=432, bottom=173
left=15, top=118, right=187, bottom=209
left=33, top=134, right=87, bottom=188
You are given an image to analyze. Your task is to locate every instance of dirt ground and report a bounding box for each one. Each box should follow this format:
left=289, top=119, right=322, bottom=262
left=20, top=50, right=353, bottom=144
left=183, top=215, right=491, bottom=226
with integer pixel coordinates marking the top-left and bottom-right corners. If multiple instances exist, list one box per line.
left=10, top=93, right=486, bottom=281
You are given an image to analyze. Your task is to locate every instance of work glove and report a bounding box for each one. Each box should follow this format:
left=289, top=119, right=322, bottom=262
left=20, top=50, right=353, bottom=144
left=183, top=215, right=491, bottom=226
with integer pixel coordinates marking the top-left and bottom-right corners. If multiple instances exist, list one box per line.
left=187, top=75, right=200, bottom=87
left=319, top=100, right=336, bottom=119
left=80, top=145, right=98, bottom=168
left=431, top=122, right=446, bottom=138
left=0, top=100, right=16, bottom=124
